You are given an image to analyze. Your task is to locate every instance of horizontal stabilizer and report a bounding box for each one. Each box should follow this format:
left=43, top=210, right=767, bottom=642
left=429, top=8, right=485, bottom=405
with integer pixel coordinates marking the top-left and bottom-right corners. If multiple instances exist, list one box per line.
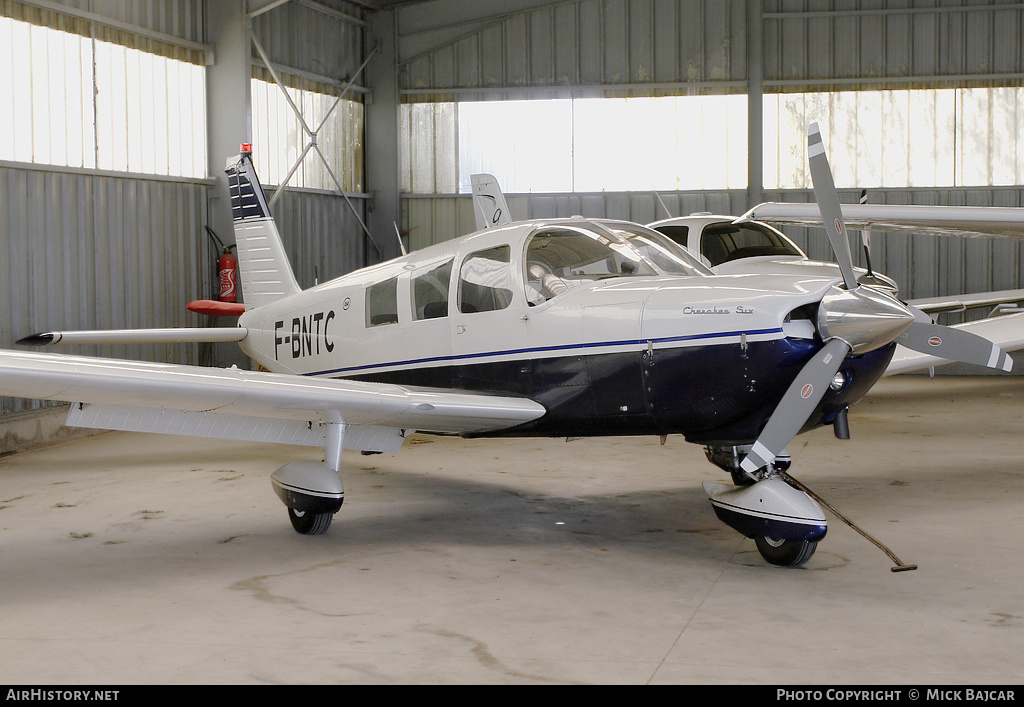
left=17, top=328, right=247, bottom=346
left=187, top=300, right=247, bottom=317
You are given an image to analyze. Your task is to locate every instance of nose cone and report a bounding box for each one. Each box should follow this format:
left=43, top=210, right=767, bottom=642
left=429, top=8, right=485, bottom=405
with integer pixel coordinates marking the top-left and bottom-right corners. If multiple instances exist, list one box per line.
left=817, top=285, right=915, bottom=354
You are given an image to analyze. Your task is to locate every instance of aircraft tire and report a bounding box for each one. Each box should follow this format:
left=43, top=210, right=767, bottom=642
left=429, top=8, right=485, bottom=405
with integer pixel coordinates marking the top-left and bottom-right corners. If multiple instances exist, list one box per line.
left=288, top=507, right=333, bottom=535
left=754, top=536, right=817, bottom=567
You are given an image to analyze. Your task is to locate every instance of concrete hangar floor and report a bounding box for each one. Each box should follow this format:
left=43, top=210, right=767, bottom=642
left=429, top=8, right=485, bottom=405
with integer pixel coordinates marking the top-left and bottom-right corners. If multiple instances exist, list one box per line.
left=0, top=375, right=1022, bottom=685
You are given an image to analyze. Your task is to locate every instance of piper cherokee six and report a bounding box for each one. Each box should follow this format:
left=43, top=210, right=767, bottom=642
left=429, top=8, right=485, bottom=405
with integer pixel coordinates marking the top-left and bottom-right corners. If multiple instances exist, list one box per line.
left=3, top=124, right=1024, bottom=568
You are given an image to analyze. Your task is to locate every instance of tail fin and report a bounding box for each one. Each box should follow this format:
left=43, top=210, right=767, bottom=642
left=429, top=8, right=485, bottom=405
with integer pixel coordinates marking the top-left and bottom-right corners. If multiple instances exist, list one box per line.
left=225, top=150, right=301, bottom=309
left=471, top=173, right=512, bottom=230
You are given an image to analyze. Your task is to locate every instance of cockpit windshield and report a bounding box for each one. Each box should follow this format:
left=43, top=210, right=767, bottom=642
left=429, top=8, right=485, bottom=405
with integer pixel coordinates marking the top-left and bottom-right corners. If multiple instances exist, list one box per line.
left=524, top=222, right=708, bottom=305
left=700, top=222, right=803, bottom=266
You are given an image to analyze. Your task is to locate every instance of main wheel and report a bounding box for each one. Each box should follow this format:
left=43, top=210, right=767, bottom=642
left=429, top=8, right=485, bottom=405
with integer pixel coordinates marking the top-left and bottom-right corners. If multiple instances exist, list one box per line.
left=755, top=535, right=817, bottom=567
left=288, top=507, right=333, bottom=535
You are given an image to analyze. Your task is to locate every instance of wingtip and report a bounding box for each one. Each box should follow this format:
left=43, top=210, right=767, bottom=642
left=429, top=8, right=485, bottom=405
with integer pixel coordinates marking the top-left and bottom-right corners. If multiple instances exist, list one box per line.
left=16, top=332, right=55, bottom=346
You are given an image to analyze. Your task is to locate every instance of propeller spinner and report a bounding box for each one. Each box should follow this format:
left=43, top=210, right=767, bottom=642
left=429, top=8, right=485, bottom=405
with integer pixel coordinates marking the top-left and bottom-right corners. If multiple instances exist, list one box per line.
left=740, top=122, right=1012, bottom=476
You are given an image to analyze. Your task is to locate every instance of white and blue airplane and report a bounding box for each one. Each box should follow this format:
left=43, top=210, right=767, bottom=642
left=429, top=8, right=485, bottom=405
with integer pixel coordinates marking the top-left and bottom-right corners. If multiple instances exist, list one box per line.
left=3, top=124, right=1023, bottom=568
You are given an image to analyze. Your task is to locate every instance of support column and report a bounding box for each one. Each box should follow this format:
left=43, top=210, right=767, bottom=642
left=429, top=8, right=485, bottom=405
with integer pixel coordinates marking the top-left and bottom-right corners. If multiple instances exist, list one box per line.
left=205, top=0, right=252, bottom=367
left=365, top=9, right=402, bottom=265
left=746, top=0, right=764, bottom=212
left=206, top=0, right=252, bottom=243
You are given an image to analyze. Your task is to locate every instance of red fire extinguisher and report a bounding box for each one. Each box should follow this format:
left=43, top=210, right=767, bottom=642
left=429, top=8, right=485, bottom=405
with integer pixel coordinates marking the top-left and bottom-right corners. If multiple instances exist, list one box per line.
left=218, top=245, right=238, bottom=302
left=205, top=226, right=238, bottom=302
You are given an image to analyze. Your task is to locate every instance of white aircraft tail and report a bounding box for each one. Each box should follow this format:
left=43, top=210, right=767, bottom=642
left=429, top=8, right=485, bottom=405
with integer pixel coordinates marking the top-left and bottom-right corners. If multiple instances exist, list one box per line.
left=225, top=151, right=301, bottom=309
left=471, top=173, right=512, bottom=230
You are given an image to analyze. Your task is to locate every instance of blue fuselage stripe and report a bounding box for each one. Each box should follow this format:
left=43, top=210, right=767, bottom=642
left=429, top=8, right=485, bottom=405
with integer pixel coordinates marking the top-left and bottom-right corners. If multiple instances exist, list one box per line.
left=303, top=326, right=784, bottom=377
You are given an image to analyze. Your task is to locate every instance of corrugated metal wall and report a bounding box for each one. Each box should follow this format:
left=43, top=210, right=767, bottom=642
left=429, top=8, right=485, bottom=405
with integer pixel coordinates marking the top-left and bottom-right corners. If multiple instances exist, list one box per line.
left=0, top=164, right=212, bottom=416
left=250, top=0, right=367, bottom=84
left=269, top=188, right=369, bottom=288
left=399, top=0, right=749, bottom=98
left=44, top=0, right=206, bottom=44
left=762, top=0, right=1024, bottom=91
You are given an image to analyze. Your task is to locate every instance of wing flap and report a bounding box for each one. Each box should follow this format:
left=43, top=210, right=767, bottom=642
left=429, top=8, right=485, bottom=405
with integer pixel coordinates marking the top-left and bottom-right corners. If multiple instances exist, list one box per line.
left=66, top=403, right=408, bottom=452
left=0, top=350, right=546, bottom=435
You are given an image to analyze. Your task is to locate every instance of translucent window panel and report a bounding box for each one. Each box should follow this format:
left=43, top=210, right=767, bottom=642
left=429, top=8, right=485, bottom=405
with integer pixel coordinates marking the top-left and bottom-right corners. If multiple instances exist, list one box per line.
left=457, top=99, right=572, bottom=193
left=452, top=94, right=747, bottom=194
left=764, top=88, right=1023, bottom=189
left=250, top=77, right=364, bottom=192
left=0, top=16, right=206, bottom=178
left=408, top=88, right=1023, bottom=195
left=400, top=102, right=457, bottom=194
left=1, top=18, right=94, bottom=168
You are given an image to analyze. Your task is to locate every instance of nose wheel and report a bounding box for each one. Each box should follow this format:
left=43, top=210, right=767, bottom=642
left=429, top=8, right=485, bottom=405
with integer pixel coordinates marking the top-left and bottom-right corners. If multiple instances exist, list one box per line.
left=287, top=507, right=334, bottom=535
left=754, top=535, right=818, bottom=567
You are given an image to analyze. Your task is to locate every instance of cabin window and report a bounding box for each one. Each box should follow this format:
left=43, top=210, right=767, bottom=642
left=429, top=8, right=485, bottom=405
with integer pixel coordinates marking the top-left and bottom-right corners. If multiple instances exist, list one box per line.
left=365, top=277, right=399, bottom=326
left=458, top=246, right=513, bottom=313
left=524, top=227, right=656, bottom=305
left=412, top=259, right=453, bottom=320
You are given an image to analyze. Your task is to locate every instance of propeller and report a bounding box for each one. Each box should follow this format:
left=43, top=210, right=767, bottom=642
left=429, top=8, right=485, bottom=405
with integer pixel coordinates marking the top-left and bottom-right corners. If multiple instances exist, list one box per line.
left=740, top=122, right=1012, bottom=475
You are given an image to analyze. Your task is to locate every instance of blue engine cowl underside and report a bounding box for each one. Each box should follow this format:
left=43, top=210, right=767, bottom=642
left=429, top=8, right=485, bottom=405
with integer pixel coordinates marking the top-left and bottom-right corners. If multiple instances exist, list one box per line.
left=352, top=337, right=896, bottom=446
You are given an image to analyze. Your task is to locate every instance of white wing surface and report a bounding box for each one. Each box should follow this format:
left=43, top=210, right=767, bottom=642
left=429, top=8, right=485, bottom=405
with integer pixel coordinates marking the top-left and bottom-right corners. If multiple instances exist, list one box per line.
left=740, top=202, right=1024, bottom=241
left=0, top=350, right=546, bottom=451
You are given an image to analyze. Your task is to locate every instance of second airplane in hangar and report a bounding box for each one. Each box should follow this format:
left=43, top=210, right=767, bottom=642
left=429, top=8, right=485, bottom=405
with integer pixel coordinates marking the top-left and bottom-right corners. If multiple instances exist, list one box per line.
left=3, top=125, right=1023, bottom=568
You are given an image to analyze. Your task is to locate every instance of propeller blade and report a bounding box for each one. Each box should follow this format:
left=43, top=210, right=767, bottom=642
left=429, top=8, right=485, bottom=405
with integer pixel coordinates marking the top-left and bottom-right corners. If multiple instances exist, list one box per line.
left=898, top=307, right=1013, bottom=371
left=741, top=338, right=852, bottom=474
left=808, top=122, right=858, bottom=290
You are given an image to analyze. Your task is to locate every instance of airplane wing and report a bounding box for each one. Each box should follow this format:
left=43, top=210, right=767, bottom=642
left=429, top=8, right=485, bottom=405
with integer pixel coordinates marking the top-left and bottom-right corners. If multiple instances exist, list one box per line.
left=742, top=202, right=1024, bottom=315
left=739, top=202, right=1024, bottom=241
left=0, top=350, right=546, bottom=452
left=908, top=290, right=1024, bottom=315
left=885, top=311, right=1024, bottom=376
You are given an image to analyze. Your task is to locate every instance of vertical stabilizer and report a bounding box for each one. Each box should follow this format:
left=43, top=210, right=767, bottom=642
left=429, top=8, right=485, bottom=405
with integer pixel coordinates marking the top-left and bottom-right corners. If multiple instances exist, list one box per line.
left=225, top=151, right=301, bottom=309
left=471, top=174, right=512, bottom=230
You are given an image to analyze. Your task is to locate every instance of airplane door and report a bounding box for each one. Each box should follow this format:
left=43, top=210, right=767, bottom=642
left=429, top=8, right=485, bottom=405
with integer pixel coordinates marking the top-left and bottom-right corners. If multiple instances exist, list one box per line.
left=450, top=243, right=529, bottom=394
left=403, top=258, right=455, bottom=387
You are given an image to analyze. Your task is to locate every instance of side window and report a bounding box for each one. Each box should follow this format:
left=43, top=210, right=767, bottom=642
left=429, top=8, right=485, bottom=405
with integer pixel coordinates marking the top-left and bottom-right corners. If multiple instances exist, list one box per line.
left=458, top=245, right=513, bottom=314
left=412, top=259, right=453, bottom=320
left=365, top=277, right=398, bottom=327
